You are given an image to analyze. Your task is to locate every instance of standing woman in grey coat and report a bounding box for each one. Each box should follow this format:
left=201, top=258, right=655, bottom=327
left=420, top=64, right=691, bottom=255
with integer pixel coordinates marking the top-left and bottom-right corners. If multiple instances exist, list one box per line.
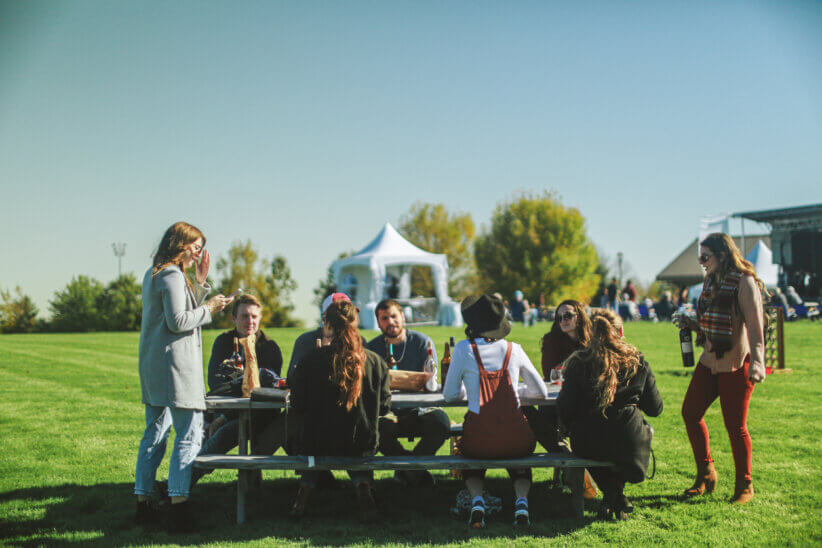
left=134, top=222, right=230, bottom=532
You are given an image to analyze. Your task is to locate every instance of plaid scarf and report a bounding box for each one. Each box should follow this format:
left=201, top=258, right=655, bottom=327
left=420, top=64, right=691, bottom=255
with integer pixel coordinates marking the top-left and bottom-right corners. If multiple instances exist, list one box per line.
left=696, top=270, right=742, bottom=358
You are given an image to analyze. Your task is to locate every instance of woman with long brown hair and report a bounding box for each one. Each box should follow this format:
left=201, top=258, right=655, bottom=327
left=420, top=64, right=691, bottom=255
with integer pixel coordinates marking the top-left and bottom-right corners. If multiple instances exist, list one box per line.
left=557, top=309, right=663, bottom=520
left=288, top=300, right=391, bottom=522
left=135, top=222, right=230, bottom=533
left=678, top=233, right=767, bottom=504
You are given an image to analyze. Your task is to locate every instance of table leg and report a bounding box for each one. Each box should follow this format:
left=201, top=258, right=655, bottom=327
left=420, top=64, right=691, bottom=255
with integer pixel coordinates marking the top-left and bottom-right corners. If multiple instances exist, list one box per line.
left=568, top=467, right=585, bottom=518
left=237, top=410, right=249, bottom=524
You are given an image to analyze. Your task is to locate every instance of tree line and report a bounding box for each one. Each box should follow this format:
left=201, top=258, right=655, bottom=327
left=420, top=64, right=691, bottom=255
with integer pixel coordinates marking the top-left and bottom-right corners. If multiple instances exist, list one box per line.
left=2, top=191, right=639, bottom=334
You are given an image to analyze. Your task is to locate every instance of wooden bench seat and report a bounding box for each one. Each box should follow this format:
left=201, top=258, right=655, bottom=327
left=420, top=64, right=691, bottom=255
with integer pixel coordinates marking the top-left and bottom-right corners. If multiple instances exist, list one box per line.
left=194, top=452, right=612, bottom=522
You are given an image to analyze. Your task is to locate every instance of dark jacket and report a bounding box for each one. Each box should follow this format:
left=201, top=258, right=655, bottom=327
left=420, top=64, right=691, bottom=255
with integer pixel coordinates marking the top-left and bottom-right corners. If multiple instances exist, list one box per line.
left=207, top=329, right=283, bottom=391
left=557, top=355, right=663, bottom=483
left=289, top=347, right=391, bottom=457
left=541, top=330, right=582, bottom=379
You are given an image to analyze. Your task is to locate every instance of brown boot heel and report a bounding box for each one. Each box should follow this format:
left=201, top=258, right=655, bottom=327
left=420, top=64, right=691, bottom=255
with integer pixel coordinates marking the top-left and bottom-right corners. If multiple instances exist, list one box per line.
left=290, top=484, right=312, bottom=518
left=730, top=480, right=754, bottom=505
left=683, top=462, right=718, bottom=497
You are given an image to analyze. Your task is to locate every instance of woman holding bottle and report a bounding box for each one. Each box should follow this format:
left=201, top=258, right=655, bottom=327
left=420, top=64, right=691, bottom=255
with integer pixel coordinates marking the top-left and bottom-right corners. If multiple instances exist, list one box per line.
left=134, top=222, right=230, bottom=533
left=678, top=233, right=767, bottom=504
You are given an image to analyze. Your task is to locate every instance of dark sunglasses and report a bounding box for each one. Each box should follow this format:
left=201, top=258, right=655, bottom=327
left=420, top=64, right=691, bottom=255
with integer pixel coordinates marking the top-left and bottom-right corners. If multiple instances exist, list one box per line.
left=698, top=253, right=714, bottom=264
left=558, top=312, right=576, bottom=322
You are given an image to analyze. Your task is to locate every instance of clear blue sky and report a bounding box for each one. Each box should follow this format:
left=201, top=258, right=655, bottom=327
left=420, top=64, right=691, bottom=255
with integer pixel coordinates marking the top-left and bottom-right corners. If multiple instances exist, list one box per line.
left=1, top=0, right=820, bottom=324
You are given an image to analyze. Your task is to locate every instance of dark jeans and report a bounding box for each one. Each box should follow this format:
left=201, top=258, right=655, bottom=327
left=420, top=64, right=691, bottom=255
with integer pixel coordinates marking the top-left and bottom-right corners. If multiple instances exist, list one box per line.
left=300, top=470, right=373, bottom=487
left=522, top=405, right=561, bottom=451
left=192, top=409, right=294, bottom=486
left=378, top=408, right=450, bottom=456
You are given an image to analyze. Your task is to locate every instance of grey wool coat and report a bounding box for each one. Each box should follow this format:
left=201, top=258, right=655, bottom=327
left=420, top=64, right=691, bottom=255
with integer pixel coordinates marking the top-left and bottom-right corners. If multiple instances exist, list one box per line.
left=139, top=265, right=212, bottom=410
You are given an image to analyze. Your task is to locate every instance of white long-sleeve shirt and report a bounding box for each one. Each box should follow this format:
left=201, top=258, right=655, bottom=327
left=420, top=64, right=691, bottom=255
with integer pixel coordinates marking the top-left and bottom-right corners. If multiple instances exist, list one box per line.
left=442, top=338, right=548, bottom=414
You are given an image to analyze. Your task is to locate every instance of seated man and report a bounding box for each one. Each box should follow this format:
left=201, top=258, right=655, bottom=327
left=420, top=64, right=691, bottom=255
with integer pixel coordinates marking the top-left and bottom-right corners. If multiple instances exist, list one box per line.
left=193, top=294, right=286, bottom=487
left=288, top=292, right=364, bottom=378
left=366, top=299, right=449, bottom=486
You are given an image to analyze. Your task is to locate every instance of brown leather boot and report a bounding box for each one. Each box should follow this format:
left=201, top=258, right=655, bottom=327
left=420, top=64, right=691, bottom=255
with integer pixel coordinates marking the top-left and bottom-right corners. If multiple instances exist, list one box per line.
left=290, top=484, right=312, bottom=518
left=730, top=479, right=754, bottom=505
left=684, top=461, right=718, bottom=497
left=355, top=482, right=378, bottom=522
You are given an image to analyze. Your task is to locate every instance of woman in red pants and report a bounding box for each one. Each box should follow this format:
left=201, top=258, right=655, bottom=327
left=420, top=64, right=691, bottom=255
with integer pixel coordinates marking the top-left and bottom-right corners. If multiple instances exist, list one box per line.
left=678, top=232, right=767, bottom=504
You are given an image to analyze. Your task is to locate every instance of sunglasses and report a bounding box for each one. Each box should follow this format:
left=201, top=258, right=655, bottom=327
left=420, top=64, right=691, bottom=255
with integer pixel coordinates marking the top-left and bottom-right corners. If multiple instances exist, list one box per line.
left=558, top=312, right=576, bottom=322
left=698, top=253, right=714, bottom=264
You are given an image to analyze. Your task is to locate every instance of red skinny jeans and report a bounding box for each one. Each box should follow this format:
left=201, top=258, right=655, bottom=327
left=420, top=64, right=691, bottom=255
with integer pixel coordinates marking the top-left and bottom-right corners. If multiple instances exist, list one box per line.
left=681, top=359, right=754, bottom=482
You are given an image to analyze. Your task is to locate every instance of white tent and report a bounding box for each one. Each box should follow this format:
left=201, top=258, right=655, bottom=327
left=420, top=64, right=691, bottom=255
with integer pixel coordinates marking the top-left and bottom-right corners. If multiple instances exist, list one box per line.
left=331, top=223, right=462, bottom=330
left=688, top=239, right=779, bottom=302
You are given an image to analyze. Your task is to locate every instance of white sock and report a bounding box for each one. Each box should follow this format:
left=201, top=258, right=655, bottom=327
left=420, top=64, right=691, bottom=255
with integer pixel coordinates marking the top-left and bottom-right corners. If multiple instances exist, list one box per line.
left=472, top=495, right=485, bottom=507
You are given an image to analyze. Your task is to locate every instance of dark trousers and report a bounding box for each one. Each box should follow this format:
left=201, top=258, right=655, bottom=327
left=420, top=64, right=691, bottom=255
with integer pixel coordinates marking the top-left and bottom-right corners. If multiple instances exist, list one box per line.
left=192, top=409, right=294, bottom=486
left=522, top=405, right=561, bottom=451
left=378, top=408, right=450, bottom=456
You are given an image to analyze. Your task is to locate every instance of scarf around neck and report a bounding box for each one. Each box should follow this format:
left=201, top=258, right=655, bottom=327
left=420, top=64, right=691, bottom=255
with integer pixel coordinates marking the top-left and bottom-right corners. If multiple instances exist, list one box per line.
left=697, top=270, right=742, bottom=358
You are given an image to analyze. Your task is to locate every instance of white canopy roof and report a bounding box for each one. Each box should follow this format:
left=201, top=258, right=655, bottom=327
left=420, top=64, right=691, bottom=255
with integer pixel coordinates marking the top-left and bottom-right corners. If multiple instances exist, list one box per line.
left=331, top=223, right=455, bottom=329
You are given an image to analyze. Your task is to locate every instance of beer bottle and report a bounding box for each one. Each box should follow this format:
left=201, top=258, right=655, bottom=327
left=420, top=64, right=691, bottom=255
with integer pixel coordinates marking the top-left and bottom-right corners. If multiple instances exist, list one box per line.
left=387, top=343, right=398, bottom=370
left=231, top=337, right=244, bottom=370
left=441, top=342, right=451, bottom=389
left=680, top=327, right=695, bottom=367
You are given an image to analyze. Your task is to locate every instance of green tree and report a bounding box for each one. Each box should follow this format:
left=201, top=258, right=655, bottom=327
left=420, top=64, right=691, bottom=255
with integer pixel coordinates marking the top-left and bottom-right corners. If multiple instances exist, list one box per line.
left=0, top=286, right=39, bottom=333
left=215, top=241, right=301, bottom=328
left=398, top=202, right=478, bottom=299
left=97, top=274, right=142, bottom=331
left=48, top=275, right=105, bottom=332
left=474, top=191, right=601, bottom=305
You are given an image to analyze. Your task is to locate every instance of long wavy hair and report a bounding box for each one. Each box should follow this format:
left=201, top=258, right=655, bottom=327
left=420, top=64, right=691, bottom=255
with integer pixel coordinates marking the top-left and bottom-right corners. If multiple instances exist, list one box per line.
left=700, top=232, right=769, bottom=297
left=152, top=222, right=205, bottom=292
left=325, top=300, right=365, bottom=411
left=565, top=308, right=640, bottom=415
left=542, top=299, right=591, bottom=347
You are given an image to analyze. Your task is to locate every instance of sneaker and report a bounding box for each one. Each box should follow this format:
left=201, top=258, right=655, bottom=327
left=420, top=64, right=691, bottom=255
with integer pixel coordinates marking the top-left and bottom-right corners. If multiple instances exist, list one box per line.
left=513, top=499, right=530, bottom=527
left=468, top=501, right=485, bottom=529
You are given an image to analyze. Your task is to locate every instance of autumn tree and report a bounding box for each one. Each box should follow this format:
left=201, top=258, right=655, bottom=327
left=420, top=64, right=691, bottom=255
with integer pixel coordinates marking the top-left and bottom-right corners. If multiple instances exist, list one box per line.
left=214, top=241, right=301, bottom=328
left=398, top=202, right=478, bottom=299
left=474, top=191, right=600, bottom=305
left=0, top=286, right=39, bottom=333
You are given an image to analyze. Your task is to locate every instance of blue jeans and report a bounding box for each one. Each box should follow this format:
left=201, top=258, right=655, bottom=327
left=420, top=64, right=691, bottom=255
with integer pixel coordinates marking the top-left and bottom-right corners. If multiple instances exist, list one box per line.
left=134, top=405, right=203, bottom=498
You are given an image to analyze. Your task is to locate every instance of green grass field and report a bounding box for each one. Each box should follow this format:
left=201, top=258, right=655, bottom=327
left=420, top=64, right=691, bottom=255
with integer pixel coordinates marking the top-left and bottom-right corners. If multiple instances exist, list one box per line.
left=1, top=322, right=820, bottom=546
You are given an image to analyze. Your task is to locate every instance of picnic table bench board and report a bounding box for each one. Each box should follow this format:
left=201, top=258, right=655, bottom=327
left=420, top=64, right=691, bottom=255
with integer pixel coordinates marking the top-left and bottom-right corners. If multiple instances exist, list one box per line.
left=194, top=453, right=612, bottom=523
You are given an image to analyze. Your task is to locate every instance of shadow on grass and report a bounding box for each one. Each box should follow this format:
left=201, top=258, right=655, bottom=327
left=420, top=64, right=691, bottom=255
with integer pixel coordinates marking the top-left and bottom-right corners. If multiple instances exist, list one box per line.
left=0, top=476, right=600, bottom=545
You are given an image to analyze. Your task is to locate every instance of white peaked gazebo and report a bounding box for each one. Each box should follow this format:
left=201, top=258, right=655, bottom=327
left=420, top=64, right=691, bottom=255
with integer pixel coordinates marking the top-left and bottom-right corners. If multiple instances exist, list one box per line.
left=331, top=223, right=462, bottom=330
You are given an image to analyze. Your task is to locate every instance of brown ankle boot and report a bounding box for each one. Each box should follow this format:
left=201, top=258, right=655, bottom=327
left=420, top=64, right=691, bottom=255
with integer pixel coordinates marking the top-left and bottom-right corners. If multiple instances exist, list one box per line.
left=290, top=484, right=312, bottom=518
left=683, top=461, right=718, bottom=497
left=355, top=482, right=378, bottom=522
left=730, top=479, right=754, bottom=505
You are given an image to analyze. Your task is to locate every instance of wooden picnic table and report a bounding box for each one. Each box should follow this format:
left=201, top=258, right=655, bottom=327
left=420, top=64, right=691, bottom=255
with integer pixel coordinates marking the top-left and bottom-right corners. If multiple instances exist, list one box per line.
left=203, top=385, right=563, bottom=523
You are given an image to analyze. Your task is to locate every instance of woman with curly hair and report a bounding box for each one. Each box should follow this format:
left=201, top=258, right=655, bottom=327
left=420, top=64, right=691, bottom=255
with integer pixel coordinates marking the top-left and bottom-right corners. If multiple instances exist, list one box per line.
left=678, top=233, right=767, bottom=504
left=524, top=300, right=593, bottom=453
left=557, top=309, right=663, bottom=520
left=288, top=300, right=391, bottom=522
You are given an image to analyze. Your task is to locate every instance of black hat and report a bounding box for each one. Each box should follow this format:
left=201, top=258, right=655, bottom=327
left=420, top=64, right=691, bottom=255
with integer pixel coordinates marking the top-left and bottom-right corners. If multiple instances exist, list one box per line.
left=461, top=294, right=511, bottom=339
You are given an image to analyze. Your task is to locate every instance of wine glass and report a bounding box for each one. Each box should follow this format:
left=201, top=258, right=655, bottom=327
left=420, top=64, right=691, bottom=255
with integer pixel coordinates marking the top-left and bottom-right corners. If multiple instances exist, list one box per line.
left=550, top=367, right=563, bottom=384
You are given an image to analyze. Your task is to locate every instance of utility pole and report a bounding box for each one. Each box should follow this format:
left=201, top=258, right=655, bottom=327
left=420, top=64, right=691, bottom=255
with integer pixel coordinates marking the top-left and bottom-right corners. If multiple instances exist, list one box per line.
left=112, top=243, right=126, bottom=277
left=617, top=251, right=624, bottom=290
